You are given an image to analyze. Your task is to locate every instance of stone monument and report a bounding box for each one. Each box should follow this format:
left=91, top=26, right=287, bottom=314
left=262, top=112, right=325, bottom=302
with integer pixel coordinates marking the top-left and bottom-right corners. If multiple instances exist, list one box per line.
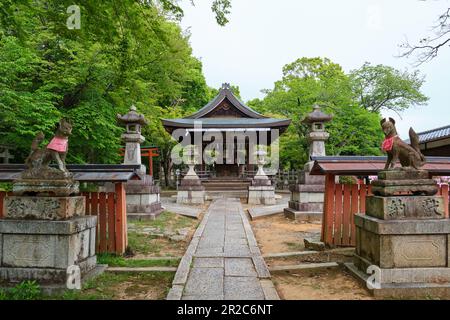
left=346, top=119, right=450, bottom=298
left=248, top=149, right=276, bottom=205
left=117, top=105, right=163, bottom=220
left=0, top=119, right=102, bottom=291
left=177, top=145, right=205, bottom=204
left=284, top=105, right=332, bottom=221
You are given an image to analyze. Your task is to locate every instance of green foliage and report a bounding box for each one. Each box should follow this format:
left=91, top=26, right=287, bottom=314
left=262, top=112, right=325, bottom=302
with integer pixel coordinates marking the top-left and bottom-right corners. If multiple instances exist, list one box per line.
left=0, top=182, right=12, bottom=191
left=0, top=280, right=41, bottom=300
left=0, top=1, right=211, bottom=169
left=349, top=62, right=428, bottom=112
left=249, top=57, right=389, bottom=169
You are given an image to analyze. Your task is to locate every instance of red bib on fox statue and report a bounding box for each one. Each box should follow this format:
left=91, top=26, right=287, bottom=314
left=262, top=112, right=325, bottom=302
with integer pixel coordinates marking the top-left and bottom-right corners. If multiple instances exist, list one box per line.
left=47, top=136, right=68, bottom=153
left=381, top=136, right=395, bottom=152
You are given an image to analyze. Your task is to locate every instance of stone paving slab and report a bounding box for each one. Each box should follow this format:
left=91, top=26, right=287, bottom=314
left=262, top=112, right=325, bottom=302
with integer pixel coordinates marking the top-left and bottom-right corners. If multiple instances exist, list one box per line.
left=193, top=257, right=224, bottom=268
left=167, top=198, right=277, bottom=300
left=224, top=276, right=265, bottom=300
left=248, top=204, right=287, bottom=220
left=161, top=198, right=202, bottom=218
left=184, top=268, right=224, bottom=296
left=225, top=258, right=257, bottom=277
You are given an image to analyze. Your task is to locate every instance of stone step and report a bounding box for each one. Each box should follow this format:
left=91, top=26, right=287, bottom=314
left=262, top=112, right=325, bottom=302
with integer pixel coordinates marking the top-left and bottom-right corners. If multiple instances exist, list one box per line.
left=268, top=262, right=339, bottom=273
left=262, top=251, right=319, bottom=259
left=107, top=266, right=178, bottom=273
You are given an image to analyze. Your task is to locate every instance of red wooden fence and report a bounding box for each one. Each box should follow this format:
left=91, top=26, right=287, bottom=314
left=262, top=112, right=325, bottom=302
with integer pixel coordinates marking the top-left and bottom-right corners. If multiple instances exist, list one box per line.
left=0, top=184, right=127, bottom=255
left=321, top=174, right=450, bottom=247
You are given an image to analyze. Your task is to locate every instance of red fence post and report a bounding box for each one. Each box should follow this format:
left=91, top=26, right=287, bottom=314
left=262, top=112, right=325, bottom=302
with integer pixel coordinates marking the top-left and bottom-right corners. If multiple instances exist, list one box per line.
left=107, top=192, right=116, bottom=253
left=322, top=174, right=336, bottom=246
left=333, top=184, right=343, bottom=246
left=115, top=182, right=127, bottom=255
left=350, top=184, right=359, bottom=246
left=98, top=192, right=107, bottom=253
left=342, top=184, right=351, bottom=246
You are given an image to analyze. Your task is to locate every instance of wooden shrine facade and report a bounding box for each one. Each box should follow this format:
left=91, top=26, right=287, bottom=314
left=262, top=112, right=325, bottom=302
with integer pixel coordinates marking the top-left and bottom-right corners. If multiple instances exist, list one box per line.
left=162, top=83, right=291, bottom=178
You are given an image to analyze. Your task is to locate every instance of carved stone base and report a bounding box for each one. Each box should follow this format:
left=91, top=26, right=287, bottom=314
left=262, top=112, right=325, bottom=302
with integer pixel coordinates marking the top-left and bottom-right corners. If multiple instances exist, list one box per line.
left=176, top=190, right=205, bottom=204
left=3, top=196, right=85, bottom=220
left=345, top=262, right=450, bottom=299
left=355, top=214, right=450, bottom=269
left=125, top=177, right=163, bottom=219
left=372, top=169, right=438, bottom=196
left=247, top=186, right=276, bottom=205
left=366, top=195, right=446, bottom=220
left=0, top=216, right=99, bottom=286
left=12, top=178, right=79, bottom=196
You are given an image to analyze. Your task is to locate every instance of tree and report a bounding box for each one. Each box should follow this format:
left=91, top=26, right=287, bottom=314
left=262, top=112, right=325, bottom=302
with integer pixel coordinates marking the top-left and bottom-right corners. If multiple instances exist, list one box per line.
left=400, top=6, right=450, bottom=64
left=0, top=0, right=211, bottom=187
left=249, top=57, right=385, bottom=169
left=349, top=63, right=428, bottom=113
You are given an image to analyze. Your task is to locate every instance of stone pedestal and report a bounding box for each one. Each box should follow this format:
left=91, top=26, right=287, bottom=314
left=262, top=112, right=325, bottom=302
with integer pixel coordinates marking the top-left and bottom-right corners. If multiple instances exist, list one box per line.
left=248, top=177, right=276, bottom=205
left=126, top=176, right=163, bottom=220
left=284, top=165, right=324, bottom=222
left=177, top=169, right=205, bottom=205
left=0, top=194, right=102, bottom=290
left=346, top=170, right=450, bottom=298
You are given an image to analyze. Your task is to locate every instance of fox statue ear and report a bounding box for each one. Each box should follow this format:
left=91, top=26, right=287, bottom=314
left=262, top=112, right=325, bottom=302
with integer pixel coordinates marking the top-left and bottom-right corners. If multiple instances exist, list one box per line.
left=380, top=118, right=386, bottom=125
left=389, top=117, right=396, bottom=125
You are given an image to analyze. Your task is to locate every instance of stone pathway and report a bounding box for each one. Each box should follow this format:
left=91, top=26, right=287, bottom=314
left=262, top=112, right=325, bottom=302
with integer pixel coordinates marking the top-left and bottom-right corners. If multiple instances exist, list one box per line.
left=167, top=198, right=279, bottom=300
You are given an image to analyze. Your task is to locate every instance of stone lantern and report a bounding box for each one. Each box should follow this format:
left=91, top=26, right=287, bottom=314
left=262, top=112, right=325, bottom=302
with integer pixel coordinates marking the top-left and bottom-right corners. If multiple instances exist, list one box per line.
left=302, top=104, right=333, bottom=161
left=116, top=105, right=162, bottom=220
left=117, top=105, right=148, bottom=175
left=284, top=104, right=333, bottom=222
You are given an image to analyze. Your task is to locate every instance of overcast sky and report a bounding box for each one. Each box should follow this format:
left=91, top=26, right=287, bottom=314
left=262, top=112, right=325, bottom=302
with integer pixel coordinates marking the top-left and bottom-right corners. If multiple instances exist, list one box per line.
left=179, top=0, right=450, bottom=138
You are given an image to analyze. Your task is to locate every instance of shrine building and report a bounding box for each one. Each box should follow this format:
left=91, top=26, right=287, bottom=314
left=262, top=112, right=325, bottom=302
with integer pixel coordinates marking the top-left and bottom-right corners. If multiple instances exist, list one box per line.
left=162, top=83, right=291, bottom=179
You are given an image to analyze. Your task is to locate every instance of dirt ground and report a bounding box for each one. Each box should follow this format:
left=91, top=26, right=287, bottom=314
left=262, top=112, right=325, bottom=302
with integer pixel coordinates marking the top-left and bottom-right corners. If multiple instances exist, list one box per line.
left=273, top=267, right=373, bottom=300
left=249, top=213, right=322, bottom=254
left=249, top=212, right=374, bottom=300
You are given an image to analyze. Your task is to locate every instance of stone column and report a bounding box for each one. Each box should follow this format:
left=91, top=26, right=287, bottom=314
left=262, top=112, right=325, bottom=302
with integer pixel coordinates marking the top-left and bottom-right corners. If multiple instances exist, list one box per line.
left=284, top=105, right=332, bottom=221
left=117, top=105, right=163, bottom=220
left=346, top=170, right=450, bottom=298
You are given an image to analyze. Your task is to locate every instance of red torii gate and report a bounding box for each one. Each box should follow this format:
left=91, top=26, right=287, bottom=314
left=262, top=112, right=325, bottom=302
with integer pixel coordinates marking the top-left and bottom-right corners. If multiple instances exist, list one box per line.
left=119, top=146, right=159, bottom=176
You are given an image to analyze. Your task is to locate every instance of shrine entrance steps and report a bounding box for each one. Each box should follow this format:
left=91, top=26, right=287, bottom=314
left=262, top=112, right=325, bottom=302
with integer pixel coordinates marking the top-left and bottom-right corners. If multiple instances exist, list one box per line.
left=202, top=179, right=251, bottom=199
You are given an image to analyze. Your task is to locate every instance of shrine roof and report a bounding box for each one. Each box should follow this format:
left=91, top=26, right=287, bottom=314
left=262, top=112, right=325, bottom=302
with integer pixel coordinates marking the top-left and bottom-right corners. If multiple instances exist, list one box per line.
left=161, top=117, right=291, bottom=129
left=187, top=83, right=264, bottom=119
left=417, top=125, right=450, bottom=144
left=309, top=156, right=450, bottom=176
left=162, top=83, right=291, bottom=133
left=0, top=164, right=142, bottom=182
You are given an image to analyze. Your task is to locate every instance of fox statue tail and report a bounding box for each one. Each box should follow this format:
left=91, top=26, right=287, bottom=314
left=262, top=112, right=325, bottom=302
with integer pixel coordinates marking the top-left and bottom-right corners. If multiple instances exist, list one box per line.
left=409, top=127, right=425, bottom=163
left=30, top=132, right=45, bottom=151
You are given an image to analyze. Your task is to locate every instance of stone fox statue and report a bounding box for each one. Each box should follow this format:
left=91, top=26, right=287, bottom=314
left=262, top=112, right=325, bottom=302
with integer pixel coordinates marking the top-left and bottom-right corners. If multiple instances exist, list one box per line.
left=25, top=119, right=73, bottom=176
left=380, top=118, right=425, bottom=170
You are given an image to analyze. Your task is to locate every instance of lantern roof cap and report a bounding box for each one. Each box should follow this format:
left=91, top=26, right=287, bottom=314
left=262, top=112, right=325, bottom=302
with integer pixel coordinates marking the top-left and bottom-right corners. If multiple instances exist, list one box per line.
left=117, top=105, right=148, bottom=126
left=302, top=104, right=333, bottom=124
